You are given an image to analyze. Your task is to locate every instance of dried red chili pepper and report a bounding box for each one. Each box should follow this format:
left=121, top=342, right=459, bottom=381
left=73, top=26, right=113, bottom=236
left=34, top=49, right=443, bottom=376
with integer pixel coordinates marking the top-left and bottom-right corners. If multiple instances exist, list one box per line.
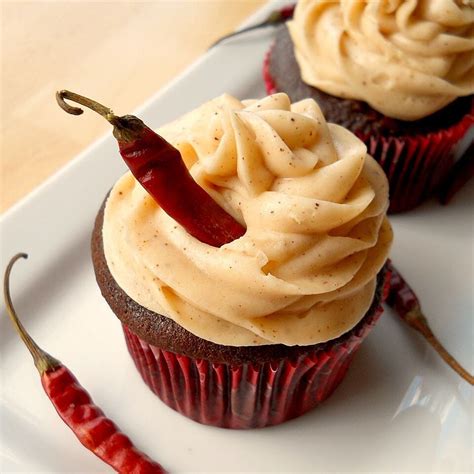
left=209, top=3, right=296, bottom=49
left=3, top=253, right=167, bottom=473
left=56, top=90, right=246, bottom=247
left=385, top=260, right=473, bottom=385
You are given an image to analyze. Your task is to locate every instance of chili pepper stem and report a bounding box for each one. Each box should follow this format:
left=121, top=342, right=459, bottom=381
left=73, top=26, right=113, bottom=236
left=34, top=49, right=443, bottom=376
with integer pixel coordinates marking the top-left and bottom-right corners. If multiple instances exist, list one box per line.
left=210, top=13, right=280, bottom=49
left=405, top=305, right=474, bottom=385
left=209, top=4, right=296, bottom=49
left=3, top=253, right=61, bottom=374
left=56, top=90, right=146, bottom=143
left=56, top=90, right=113, bottom=118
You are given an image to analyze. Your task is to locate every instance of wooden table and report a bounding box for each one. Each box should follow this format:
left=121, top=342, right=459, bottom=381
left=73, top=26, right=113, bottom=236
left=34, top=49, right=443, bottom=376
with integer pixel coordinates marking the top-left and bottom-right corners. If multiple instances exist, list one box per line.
left=1, top=0, right=266, bottom=213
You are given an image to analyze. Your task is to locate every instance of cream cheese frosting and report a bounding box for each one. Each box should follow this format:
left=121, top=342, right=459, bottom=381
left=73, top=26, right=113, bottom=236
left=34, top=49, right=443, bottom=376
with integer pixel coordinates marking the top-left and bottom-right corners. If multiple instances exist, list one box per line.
left=102, top=94, right=393, bottom=347
left=288, top=0, right=474, bottom=120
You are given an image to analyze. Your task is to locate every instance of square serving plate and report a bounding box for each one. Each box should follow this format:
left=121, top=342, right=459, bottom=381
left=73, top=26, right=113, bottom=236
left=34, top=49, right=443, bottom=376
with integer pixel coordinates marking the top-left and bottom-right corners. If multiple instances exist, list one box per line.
left=1, top=1, right=472, bottom=472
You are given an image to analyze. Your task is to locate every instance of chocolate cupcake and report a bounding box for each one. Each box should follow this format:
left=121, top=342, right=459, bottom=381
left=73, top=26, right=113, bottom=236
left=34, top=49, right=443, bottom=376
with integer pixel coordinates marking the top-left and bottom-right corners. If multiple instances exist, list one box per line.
left=92, top=93, right=393, bottom=428
left=265, top=0, right=474, bottom=212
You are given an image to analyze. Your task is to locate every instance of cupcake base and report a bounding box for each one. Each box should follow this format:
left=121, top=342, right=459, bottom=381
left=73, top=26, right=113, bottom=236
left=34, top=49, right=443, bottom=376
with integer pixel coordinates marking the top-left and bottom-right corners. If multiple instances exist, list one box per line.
left=92, top=197, right=390, bottom=429
left=123, top=302, right=384, bottom=429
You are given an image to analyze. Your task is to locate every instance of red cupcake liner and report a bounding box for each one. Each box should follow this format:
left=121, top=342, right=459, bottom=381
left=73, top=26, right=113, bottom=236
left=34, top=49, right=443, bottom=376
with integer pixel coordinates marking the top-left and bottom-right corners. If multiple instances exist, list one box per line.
left=122, top=300, right=385, bottom=429
left=263, top=47, right=278, bottom=96
left=263, top=47, right=474, bottom=213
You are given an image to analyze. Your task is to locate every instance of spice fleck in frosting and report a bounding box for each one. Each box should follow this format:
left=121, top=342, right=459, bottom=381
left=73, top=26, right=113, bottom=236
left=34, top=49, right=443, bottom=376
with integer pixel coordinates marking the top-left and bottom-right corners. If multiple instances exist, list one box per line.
left=289, top=0, right=474, bottom=120
left=102, top=94, right=393, bottom=346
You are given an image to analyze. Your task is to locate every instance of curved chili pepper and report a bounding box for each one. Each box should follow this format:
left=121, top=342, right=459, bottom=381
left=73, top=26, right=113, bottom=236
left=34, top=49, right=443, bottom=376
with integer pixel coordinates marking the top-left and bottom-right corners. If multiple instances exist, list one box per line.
left=3, top=253, right=167, bottom=473
left=56, top=90, right=246, bottom=247
left=385, top=260, right=473, bottom=385
left=209, top=3, right=296, bottom=49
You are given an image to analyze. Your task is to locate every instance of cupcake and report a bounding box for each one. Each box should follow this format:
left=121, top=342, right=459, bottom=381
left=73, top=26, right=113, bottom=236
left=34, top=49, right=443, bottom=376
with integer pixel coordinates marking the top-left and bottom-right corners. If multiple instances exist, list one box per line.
left=92, top=93, right=393, bottom=429
left=265, top=0, right=474, bottom=213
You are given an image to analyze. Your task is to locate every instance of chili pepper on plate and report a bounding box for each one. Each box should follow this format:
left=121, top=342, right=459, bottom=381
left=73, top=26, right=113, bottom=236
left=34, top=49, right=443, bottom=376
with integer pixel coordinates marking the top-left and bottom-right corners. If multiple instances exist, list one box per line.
left=386, top=260, right=473, bottom=385
left=3, top=253, right=166, bottom=474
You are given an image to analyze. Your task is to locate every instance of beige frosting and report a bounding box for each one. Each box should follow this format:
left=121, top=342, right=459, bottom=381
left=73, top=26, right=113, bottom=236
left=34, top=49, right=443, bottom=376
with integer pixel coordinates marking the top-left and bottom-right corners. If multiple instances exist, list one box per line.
left=288, top=0, right=474, bottom=120
left=103, top=94, right=393, bottom=347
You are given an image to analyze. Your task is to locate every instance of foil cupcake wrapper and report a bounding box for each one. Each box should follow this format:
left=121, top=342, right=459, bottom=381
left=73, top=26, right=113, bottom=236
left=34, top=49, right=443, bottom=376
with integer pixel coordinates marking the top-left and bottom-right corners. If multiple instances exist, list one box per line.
left=263, top=47, right=474, bottom=213
left=122, top=302, right=384, bottom=429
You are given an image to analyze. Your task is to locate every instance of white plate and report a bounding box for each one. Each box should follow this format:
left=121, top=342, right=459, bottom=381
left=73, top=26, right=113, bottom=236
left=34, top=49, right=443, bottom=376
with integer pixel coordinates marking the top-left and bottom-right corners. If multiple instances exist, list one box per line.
left=1, top=1, right=472, bottom=472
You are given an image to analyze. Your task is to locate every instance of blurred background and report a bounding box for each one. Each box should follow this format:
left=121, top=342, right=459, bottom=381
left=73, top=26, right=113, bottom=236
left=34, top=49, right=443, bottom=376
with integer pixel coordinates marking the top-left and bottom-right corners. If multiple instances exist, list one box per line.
left=1, top=0, right=265, bottom=213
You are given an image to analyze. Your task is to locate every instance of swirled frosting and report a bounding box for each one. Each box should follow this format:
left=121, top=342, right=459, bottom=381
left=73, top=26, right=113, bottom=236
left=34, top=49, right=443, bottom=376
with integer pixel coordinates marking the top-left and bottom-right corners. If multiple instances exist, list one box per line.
left=288, top=0, right=474, bottom=120
left=103, top=94, right=392, bottom=346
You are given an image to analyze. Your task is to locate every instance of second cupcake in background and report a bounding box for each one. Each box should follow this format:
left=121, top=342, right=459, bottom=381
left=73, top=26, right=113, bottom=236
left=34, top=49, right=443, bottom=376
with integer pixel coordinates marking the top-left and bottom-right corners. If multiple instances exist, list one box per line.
left=92, top=92, right=393, bottom=429
left=265, top=0, right=474, bottom=212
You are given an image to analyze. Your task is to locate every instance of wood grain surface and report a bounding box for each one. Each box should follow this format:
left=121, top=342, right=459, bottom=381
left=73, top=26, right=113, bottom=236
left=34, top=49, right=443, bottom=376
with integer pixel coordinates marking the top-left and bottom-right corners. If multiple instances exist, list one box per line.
left=1, top=0, right=266, bottom=213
